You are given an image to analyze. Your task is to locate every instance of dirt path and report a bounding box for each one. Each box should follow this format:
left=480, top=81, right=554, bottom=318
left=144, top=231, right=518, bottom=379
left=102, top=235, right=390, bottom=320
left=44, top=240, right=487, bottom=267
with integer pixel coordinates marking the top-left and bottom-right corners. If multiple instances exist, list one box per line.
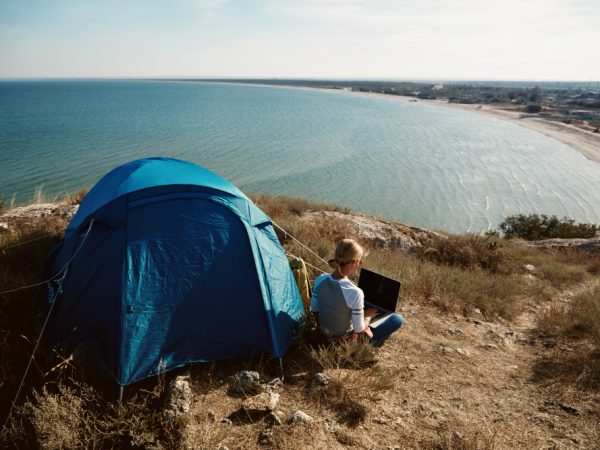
left=360, top=299, right=599, bottom=449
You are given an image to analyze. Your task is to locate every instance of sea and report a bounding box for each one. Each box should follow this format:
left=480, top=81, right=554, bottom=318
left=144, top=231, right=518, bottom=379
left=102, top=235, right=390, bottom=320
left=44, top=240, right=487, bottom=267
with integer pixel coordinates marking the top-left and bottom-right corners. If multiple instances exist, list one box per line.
left=1, top=80, right=599, bottom=233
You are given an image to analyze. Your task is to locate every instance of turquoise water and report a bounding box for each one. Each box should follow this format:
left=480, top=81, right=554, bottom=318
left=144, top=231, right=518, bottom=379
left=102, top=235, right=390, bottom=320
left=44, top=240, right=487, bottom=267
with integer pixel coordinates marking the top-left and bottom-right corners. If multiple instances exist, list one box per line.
left=1, top=80, right=599, bottom=233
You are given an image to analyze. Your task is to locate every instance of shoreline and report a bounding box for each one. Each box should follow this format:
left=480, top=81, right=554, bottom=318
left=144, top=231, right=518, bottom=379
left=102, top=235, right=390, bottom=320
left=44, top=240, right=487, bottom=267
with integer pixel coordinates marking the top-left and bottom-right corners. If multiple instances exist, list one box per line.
left=425, top=99, right=600, bottom=165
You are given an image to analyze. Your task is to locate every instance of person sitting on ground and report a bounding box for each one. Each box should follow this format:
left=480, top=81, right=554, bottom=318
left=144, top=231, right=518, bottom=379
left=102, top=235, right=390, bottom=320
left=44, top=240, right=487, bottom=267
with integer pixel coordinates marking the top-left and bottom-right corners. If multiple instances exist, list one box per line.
left=310, top=238, right=404, bottom=346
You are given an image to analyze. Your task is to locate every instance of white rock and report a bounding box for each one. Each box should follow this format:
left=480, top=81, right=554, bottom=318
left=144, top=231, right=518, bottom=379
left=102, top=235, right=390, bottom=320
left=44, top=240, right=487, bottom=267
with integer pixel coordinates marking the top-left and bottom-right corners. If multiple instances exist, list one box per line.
left=289, top=410, right=314, bottom=424
left=523, top=264, right=536, bottom=273
left=312, top=372, right=330, bottom=385
left=324, top=419, right=340, bottom=433
left=163, top=375, right=192, bottom=420
left=241, top=391, right=280, bottom=412
left=483, top=343, right=499, bottom=350
left=455, top=348, right=470, bottom=357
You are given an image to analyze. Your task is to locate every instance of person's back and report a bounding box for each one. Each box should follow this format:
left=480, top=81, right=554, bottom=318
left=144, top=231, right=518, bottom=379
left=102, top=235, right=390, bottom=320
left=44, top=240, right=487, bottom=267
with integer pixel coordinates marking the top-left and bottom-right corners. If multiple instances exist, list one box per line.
left=313, top=274, right=358, bottom=336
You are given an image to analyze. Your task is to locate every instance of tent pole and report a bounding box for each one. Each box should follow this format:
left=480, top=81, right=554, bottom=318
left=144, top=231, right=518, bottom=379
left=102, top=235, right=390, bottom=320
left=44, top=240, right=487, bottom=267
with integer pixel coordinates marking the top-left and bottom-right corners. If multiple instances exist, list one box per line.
left=278, top=358, right=285, bottom=381
left=118, top=385, right=124, bottom=405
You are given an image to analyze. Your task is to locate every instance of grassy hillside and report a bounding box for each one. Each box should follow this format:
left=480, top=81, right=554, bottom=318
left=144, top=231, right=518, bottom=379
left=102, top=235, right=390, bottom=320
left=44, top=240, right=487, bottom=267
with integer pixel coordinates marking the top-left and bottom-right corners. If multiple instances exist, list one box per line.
left=1, top=195, right=599, bottom=449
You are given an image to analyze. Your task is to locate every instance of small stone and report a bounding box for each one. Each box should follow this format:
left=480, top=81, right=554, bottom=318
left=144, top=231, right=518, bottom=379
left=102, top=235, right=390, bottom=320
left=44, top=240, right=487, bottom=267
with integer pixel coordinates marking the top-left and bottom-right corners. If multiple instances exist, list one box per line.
left=312, top=372, right=330, bottom=386
left=447, top=328, right=464, bottom=335
left=267, top=377, right=284, bottom=391
left=454, top=315, right=466, bottom=321
left=474, top=308, right=482, bottom=315
left=373, top=417, right=388, bottom=424
left=483, top=343, right=498, bottom=350
left=455, top=348, right=470, bottom=357
left=230, top=370, right=264, bottom=395
left=436, top=346, right=453, bottom=355
left=258, top=430, right=273, bottom=445
left=523, top=264, right=536, bottom=273
left=289, top=410, right=314, bottom=424
left=207, top=410, right=216, bottom=420
left=408, top=364, right=417, bottom=370
left=473, top=320, right=483, bottom=325
left=324, top=419, right=340, bottom=433
left=267, top=411, right=283, bottom=425
left=220, top=418, right=233, bottom=425
left=242, top=391, right=280, bottom=412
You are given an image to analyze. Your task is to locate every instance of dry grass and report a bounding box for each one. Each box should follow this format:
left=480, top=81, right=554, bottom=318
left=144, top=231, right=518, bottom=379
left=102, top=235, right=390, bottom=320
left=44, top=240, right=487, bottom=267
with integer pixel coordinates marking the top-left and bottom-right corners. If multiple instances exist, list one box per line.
left=2, top=194, right=600, bottom=448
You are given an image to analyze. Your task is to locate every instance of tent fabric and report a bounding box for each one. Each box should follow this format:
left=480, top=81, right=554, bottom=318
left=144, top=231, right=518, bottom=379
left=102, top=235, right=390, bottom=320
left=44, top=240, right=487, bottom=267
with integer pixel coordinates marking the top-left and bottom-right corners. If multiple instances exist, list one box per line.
left=47, top=157, right=304, bottom=386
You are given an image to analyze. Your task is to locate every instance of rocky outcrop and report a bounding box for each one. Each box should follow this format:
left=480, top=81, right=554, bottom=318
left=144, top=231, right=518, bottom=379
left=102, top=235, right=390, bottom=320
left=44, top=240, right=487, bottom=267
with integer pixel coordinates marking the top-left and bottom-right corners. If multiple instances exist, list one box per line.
left=300, top=210, right=444, bottom=252
left=0, top=203, right=79, bottom=233
left=525, top=237, right=600, bottom=254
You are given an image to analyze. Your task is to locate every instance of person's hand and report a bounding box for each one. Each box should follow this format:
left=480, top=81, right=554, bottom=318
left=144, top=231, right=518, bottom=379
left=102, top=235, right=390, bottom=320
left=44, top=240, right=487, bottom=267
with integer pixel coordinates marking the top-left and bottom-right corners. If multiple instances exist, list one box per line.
left=364, top=308, right=379, bottom=319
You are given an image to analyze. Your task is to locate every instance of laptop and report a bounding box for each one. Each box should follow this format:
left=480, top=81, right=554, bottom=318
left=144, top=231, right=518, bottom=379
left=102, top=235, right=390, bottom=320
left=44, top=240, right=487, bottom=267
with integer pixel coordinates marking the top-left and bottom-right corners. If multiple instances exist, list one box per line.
left=358, top=268, right=401, bottom=327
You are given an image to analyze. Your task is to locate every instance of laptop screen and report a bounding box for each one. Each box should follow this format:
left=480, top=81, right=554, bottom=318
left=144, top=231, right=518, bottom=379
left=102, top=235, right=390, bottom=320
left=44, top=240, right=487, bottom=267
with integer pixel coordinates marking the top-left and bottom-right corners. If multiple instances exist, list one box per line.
left=358, top=268, right=401, bottom=312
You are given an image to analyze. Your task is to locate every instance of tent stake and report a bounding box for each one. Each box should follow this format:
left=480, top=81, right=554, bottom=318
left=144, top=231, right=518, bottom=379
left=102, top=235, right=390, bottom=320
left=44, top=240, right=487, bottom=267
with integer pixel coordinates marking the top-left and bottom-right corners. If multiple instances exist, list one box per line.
left=118, top=385, right=124, bottom=404
left=278, top=358, right=285, bottom=381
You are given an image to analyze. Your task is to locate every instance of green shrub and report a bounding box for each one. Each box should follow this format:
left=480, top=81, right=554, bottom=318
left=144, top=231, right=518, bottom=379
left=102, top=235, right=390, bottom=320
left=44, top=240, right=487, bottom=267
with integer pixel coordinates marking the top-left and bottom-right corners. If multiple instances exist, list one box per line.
left=498, top=214, right=599, bottom=240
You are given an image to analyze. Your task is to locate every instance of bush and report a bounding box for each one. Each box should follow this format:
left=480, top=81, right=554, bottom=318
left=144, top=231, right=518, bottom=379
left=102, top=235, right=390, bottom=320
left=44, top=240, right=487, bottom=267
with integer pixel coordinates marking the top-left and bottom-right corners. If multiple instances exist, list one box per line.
left=498, top=214, right=599, bottom=240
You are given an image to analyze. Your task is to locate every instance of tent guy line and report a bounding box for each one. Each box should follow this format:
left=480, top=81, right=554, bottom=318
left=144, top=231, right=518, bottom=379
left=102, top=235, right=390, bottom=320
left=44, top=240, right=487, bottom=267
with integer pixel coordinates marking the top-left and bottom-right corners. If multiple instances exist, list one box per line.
left=0, top=221, right=94, bottom=297
left=1, top=219, right=95, bottom=436
left=1, top=232, right=60, bottom=251
left=272, top=221, right=330, bottom=269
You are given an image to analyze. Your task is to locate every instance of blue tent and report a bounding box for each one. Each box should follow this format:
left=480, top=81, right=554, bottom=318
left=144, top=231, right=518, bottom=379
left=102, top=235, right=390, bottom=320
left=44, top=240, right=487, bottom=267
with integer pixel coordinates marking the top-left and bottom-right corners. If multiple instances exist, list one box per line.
left=46, top=158, right=304, bottom=386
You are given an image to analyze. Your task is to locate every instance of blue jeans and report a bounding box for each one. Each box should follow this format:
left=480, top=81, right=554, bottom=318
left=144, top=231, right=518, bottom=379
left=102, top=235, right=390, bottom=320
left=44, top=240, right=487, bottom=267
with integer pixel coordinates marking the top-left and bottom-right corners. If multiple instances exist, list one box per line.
left=370, top=313, right=404, bottom=347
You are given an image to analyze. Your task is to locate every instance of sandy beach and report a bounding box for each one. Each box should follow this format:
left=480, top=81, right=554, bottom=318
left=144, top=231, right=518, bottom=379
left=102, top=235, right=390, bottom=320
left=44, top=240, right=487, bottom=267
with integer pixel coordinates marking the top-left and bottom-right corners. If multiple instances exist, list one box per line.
left=430, top=100, right=600, bottom=165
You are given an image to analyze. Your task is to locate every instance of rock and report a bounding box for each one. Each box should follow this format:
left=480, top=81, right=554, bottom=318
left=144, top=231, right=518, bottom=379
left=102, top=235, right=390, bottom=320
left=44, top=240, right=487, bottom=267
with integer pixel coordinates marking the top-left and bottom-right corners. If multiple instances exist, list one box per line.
left=558, top=403, right=581, bottom=416
left=526, top=237, right=600, bottom=254
left=523, top=264, right=536, bottom=273
left=483, top=343, right=498, bottom=350
left=324, top=419, right=340, bottom=433
left=455, top=348, right=470, bottom=357
left=436, top=346, right=453, bottom=355
left=373, top=417, right=388, bottom=424
left=408, top=364, right=418, bottom=370
left=1, top=203, right=79, bottom=221
left=267, top=412, right=283, bottom=426
left=163, top=375, right=192, bottom=420
left=474, top=308, right=482, bottom=315
left=447, top=328, right=464, bottom=335
left=289, top=410, right=314, bottom=424
left=473, top=320, right=483, bottom=326
left=241, top=391, right=280, bottom=412
left=267, top=377, right=284, bottom=391
left=220, top=418, right=233, bottom=425
left=454, top=315, right=466, bottom=321
left=312, top=372, right=330, bottom=386
left=230, top=370, right=263, bottom=395
left=258, top=430, right=273, bottom=445
left=0, top=222, right=9, bottom=233
left=300, top=210, right=445, bottom=252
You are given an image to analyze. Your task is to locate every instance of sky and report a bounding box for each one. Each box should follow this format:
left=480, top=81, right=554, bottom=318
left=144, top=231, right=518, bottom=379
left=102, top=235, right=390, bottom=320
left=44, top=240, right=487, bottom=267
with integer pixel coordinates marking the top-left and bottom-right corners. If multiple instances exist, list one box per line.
left=1, top=0, right=599, bottom=81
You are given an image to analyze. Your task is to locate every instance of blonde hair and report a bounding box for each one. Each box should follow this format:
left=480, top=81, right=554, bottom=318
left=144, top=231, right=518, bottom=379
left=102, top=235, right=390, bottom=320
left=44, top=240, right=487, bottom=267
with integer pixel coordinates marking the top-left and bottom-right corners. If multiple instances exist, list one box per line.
left=328, top=239, right=365, bottom=269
